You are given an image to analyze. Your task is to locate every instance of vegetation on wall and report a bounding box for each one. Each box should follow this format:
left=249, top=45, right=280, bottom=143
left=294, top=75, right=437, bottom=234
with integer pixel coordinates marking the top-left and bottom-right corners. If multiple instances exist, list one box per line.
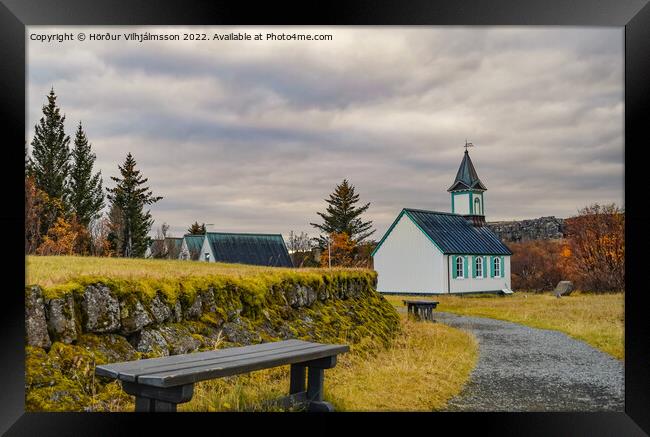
left=25, top=257, right=402, bottom=412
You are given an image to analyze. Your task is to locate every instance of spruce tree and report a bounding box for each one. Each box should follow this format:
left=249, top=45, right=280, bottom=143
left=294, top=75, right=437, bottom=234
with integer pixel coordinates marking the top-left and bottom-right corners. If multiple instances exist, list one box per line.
left=69, top=122, right=105, bottom=227
left=187, top=221, right=207, bottom=235
left=310, top=179, right=375, bottom=246
left=106, top=153, right=162, bottom=257
left=30, top=88, right=71, bottom=202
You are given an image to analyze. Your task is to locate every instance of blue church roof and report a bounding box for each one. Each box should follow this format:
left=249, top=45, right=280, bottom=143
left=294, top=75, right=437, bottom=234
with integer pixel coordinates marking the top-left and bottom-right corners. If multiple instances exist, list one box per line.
left=373, top=208, right=512, bottom=256
left=205, top=232, right=293, bottom=267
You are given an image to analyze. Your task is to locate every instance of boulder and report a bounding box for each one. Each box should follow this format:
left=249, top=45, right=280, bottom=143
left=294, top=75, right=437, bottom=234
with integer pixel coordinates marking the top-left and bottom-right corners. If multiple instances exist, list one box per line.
left=129, top=328, right=170, bottom=356
left=554, top=281, right=574, bottom=297
left=25, top=286, right=51, bottom=349
left=200, top=289, right=217, bottom=314
left=119, top=295, right=153, bottom=334
left=173, top=300, right=183, bottom=322
left=81, top=285, right=120, bottom=333
left=148, top=293, right=172, bottom=324
left=221, top=319, right=262, bottom=345
left=46, top=293, right=77, bottom=344
left=183, top=294, right=203, bottom=320
left=158, top=325, right=201, bottom=355
left=76, top=333, right=139, bottom=363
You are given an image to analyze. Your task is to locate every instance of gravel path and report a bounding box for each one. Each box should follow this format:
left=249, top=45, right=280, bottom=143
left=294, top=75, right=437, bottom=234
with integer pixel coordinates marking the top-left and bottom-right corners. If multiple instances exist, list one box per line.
left=428, top=311, right=624, bottom=411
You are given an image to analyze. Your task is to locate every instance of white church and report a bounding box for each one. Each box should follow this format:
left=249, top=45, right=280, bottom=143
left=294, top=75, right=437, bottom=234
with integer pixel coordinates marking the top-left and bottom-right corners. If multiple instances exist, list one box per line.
left=372, top=147, right=512, bottom=295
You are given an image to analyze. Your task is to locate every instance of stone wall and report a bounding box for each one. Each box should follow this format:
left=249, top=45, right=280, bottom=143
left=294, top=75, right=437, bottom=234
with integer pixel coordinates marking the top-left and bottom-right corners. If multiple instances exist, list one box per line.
left=486, top=216, right=565, bottom=242
left=25, top=271, right=400, bottom=411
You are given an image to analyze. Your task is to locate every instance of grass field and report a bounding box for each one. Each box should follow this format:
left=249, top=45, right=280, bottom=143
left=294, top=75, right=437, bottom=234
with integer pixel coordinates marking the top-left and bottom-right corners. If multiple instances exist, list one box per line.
left=181, top=314, right=478, bottom=412
left=26, top=256, right=348, bottom=287
left=384, top=292, right=624, bottom=360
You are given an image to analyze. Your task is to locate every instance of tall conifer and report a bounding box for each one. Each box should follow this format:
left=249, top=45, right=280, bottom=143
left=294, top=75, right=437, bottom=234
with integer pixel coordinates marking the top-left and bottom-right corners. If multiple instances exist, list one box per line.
left=69, top=122, right=105, bottom=227
left=310, top=179, right=375, bottom=246
left=30, top=88, right=71, bottom=202
left=106, top=153, right=162, bottom=257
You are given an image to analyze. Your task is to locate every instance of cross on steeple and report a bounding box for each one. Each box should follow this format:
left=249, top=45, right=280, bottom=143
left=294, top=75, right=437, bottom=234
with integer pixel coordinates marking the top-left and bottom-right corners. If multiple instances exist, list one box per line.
left=464, top=139, right=474, bottom=151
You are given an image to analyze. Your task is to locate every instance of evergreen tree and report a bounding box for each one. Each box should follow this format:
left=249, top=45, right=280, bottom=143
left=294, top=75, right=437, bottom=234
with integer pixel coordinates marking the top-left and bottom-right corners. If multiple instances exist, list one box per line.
left=30, top=88, right=71, bottom=202
left=106, top=153, right=162, bottom=257
left=187, top=221, right=207, bottom=235
left=310, top=179, right=375, bottom=246
left=69, top=122, right=105, bottom=227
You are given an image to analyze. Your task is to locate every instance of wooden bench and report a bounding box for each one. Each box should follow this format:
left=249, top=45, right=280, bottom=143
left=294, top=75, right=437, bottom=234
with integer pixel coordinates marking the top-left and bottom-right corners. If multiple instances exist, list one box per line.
left=95, top=339, right=348, bottom=412
left=403, top=300, right=439, bottom=322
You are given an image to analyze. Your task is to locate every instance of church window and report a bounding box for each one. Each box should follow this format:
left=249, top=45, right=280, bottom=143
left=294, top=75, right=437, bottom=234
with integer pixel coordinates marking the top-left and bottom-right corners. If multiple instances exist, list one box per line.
left=475, top=256, right=483, bottom=278
left=456, top=256, right=464, bottom=278
left=474, top=197, right=481, bottom=215
left=494, top=257, right=501, bottom=277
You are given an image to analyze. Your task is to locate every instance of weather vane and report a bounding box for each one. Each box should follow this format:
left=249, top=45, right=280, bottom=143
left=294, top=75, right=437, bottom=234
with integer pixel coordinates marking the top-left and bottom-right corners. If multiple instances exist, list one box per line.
left=464, top=139, right=475, bottom=151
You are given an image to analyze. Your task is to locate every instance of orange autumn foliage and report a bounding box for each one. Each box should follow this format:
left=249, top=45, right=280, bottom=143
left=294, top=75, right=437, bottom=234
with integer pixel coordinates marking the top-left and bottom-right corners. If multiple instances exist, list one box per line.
left=564, top=203, right=624, bottom=292
left=509, top=203, right=624, bottom=292
left=36, top=216, right=88, bottom=256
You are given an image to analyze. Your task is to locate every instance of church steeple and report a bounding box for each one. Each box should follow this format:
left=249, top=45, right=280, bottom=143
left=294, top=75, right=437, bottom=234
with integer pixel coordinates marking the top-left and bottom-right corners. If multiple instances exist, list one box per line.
left=448, top=146, right=487, bottom=219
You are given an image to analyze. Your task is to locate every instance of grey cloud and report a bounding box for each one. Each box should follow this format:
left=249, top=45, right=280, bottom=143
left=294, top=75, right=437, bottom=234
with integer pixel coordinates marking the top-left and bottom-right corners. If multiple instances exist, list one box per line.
left=27, top=26, right=624, bottom=239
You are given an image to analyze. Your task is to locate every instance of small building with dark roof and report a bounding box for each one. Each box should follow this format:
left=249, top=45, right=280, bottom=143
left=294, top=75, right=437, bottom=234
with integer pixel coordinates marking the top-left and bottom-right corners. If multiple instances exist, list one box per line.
left=145, top=237, right=183, bottom=259
left=199, top=232, right=293, bottom=267
left=179, top=234, right=205, bottom=261
left=372, top=148, right=512, bottom=294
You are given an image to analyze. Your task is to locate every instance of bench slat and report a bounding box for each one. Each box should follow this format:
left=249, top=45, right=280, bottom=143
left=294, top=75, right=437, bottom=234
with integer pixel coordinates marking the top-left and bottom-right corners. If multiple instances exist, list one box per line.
left=137, top=344, right=349, bottom=387
left=111, top=343, right=331, bottom=383
left=96, top=339, right=309, bottom=380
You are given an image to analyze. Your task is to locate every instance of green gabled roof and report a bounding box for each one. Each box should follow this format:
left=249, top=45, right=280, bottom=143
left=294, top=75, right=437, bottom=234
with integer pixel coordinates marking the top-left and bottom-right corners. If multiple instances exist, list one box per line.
left=205, top=232, right=293, bottom=267
left=372, top=208, right=512, bottom=257
left=182, top=234, right=205, bottom=260
left=447, top=150, right=487, bottom=192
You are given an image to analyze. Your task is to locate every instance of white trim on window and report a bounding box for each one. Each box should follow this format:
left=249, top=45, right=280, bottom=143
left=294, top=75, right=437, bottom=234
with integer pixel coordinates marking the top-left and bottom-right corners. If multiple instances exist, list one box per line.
left=456, top=256, right=464, bottom=279
left=494, top=257, right=501, bottom=277
left=475, top=256, right=483, bottom=279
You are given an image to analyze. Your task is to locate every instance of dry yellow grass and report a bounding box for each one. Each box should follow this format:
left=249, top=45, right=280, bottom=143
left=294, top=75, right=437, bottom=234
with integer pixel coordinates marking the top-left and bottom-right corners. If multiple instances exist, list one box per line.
left=384, top=292, right=624, bottom=360
left=181, top=315, right=478, bottom=412
left=26, top=255, right=365, bottom=288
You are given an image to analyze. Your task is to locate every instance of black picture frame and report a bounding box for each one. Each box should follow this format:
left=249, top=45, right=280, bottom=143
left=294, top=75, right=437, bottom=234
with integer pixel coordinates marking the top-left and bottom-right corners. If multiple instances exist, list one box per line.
left=1, top=0, right=648, bottom=435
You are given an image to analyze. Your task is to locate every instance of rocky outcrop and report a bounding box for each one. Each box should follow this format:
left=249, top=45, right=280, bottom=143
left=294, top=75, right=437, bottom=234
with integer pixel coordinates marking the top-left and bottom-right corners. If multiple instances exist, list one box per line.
left=487, top=216, right=565, bottom=242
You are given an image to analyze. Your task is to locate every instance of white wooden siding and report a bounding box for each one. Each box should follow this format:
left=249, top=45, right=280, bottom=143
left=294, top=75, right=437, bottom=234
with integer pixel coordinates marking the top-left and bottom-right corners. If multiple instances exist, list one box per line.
left=200, top=238, right=214, bottom=262
left=374, top=214, right=446, bottom=294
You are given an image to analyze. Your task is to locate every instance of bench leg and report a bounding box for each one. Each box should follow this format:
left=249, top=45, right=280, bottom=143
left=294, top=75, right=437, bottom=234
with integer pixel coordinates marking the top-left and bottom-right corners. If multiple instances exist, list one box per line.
left=122, top=381, right=194, bottom=412
left=290, top=364, right=306, bottom=394
left=135, top=396, right=154, bottom=412
left=306, top=367, right=333, bottom=412
left=153, top=400, right=177, bottom=412
left=304, top=356, right=337, bottom=412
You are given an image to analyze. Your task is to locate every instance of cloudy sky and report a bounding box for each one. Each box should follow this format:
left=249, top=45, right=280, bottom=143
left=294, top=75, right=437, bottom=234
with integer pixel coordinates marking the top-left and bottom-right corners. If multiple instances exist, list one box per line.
left=27, top=26, right=624, bottom=240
